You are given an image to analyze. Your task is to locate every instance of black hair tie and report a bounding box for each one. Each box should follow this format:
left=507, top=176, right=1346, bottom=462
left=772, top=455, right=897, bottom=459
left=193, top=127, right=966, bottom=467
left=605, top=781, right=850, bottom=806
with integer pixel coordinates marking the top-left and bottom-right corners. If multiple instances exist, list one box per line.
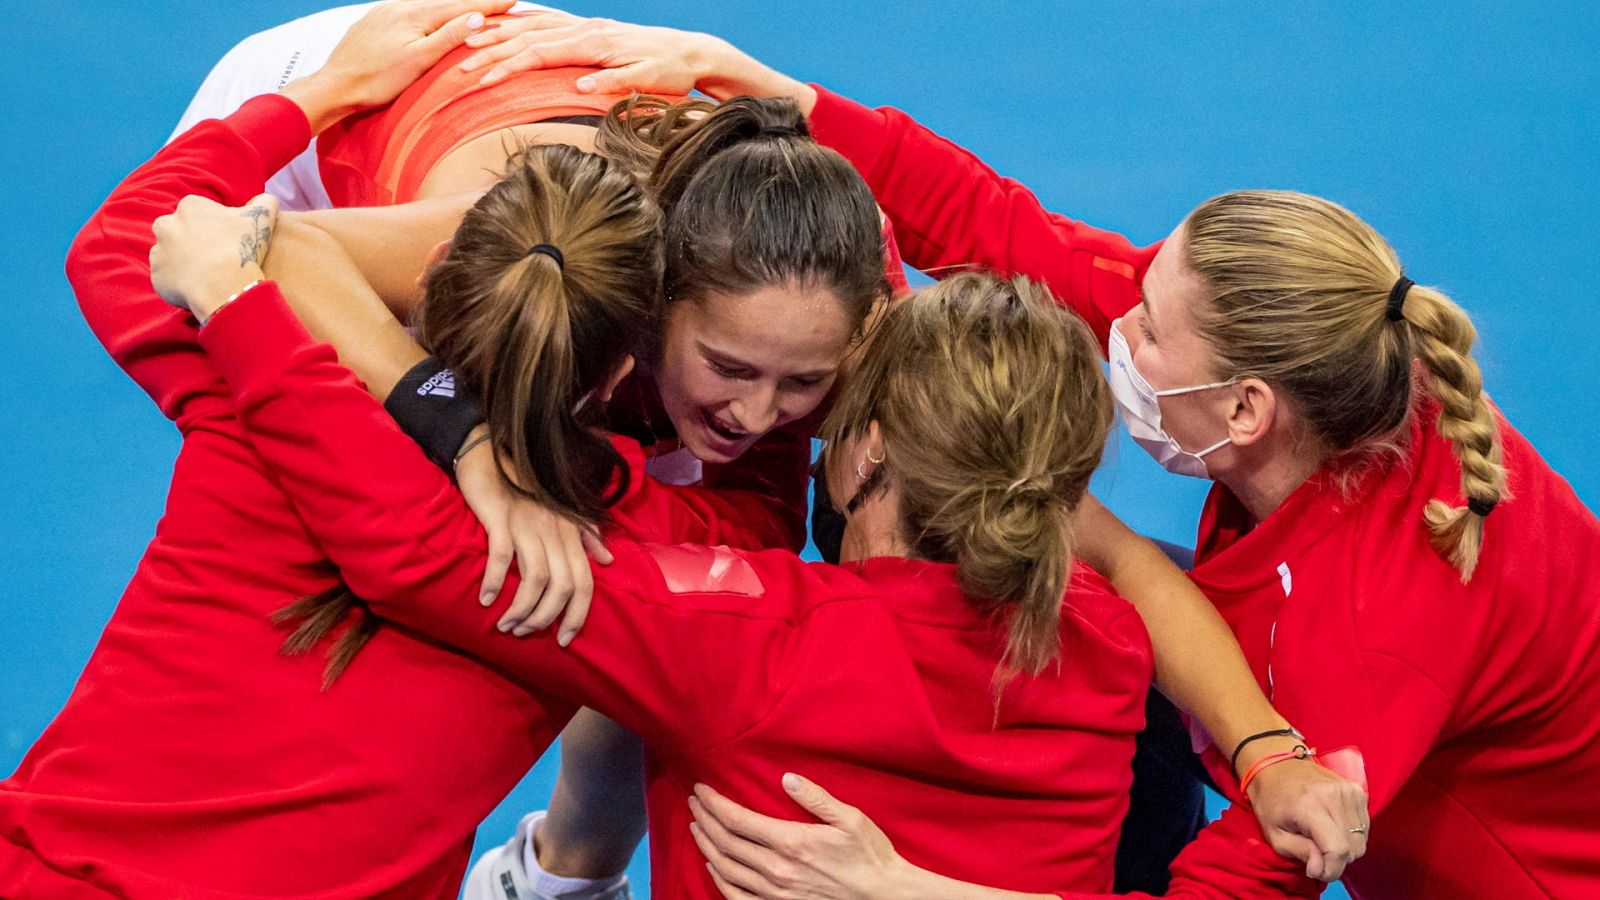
left=1468, top=496, right=1497, bottom=517
left=758, top=124, right=801, bottom=139
left=1387, top=276, right=1414, bottom=322
left=525, top=243, right=564, bottom=270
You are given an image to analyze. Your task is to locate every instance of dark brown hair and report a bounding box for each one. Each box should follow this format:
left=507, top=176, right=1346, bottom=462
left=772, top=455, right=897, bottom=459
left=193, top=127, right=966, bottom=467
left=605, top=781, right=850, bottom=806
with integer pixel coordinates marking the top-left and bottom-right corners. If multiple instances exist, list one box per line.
left=821, top=273, right=1113, bottom=679
left=597, top=94, right=887, bottom=348
left=280, top=144, right=663, bottom=686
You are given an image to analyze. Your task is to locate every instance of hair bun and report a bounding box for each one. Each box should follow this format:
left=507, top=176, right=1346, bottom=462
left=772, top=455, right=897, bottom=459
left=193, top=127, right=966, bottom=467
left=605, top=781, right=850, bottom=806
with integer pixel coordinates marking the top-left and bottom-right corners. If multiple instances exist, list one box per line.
left=1004, top=472, right=1055, bottom=499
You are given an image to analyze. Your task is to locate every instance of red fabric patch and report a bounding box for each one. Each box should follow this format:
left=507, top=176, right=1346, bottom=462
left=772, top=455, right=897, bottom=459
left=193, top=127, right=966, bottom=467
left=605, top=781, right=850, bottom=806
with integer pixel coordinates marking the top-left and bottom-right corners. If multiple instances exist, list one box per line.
left=647, top=544, right=766, bottom=596
left=1091, top=255, right=1137, bottom=281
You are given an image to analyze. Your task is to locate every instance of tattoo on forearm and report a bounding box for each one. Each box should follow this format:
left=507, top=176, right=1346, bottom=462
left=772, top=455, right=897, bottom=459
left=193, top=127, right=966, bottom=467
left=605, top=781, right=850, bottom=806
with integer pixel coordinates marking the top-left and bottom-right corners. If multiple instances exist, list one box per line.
left=239, top=206, right=273, bottom=267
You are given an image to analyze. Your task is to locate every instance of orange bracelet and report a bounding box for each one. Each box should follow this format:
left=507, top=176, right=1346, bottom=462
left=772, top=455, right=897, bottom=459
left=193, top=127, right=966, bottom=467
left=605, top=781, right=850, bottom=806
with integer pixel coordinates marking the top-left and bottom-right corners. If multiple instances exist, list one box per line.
left=1239, top=744, right=1316, bottom=797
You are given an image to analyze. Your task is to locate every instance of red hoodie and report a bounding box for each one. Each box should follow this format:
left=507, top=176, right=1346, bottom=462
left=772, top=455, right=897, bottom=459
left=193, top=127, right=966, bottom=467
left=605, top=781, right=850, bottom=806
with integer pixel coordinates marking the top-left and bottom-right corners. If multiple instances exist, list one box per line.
left=806, top=84, right=1600, bottom=900
left=187, top=271, right=1155, bottom=898
left=0, top=94, right=799, bottom=900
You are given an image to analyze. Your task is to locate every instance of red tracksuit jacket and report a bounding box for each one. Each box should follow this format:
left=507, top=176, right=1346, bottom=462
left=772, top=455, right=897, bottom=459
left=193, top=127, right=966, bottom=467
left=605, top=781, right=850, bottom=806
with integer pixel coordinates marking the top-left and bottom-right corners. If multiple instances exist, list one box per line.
left=0, top=94, right=798, bottom=899
left=806, top=84, right=1600, bottom=900
left=194, top=273, right=1156, bottom=897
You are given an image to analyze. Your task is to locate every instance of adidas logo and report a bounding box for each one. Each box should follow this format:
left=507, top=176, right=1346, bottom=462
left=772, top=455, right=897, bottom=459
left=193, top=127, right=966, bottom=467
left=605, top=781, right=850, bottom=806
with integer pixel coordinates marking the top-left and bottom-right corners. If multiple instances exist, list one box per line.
left=416, top=369, right=456, bottom=399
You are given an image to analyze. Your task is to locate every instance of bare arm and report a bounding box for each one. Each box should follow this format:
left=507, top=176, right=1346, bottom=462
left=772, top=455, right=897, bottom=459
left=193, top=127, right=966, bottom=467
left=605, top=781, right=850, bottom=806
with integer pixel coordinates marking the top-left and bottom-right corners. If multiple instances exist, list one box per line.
left=455, top=12, right=812, bottom=109
left=1071, top=496, right=1366, bottom=878
left=291, top=118, right=600, bottom=317
left=260, top=215, right=425, bottom=399
left=287, top=196, right=476, bottom=319
left=1072, top=496, right=1288, bottom=760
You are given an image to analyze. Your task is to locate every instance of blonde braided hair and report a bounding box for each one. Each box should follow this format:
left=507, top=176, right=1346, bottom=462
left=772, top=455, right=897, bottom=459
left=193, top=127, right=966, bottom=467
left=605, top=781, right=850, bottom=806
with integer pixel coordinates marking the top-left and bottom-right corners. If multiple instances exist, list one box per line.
left=1184, top=190, right=1505, bottom=581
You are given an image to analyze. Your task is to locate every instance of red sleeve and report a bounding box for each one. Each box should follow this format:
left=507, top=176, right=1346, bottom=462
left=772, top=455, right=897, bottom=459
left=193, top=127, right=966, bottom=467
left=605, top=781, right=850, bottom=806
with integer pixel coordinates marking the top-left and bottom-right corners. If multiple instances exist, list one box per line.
left=199, top=286, right=812, bottom=747
left=1055, top=805, right=1318, bottom=899
left=1053, top=648, right=1454, bottom=898
left=806, top=85, right=1154, bottom=350
left=1272, top=649, right=1454, bottom=818
left=64, top=94, right=311, bottom=430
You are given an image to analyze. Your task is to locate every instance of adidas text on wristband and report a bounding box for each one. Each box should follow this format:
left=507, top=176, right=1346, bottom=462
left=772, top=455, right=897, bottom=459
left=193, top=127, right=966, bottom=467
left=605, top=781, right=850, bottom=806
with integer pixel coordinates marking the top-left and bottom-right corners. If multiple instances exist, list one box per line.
left=385, top=356, right=485, bottom=473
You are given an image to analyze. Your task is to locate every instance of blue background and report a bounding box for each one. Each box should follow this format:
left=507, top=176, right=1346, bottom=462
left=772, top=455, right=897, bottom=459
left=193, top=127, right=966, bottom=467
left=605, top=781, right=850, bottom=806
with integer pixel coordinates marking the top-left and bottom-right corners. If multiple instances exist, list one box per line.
left=4, top=2, right=1597, bottom=896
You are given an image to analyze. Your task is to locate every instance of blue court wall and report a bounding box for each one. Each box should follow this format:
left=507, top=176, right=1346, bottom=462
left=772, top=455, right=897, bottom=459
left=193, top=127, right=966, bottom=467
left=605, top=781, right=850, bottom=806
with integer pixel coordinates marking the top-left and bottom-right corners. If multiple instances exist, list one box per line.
left=4, top=3, right=1597, bottom=897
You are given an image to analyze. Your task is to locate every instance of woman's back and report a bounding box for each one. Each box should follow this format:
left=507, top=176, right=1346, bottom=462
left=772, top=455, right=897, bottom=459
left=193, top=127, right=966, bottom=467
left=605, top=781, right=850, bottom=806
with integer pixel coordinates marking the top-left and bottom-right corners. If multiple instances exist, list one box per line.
left=630, top=553, right=1153, bottom=896
left=295, top=507, right=1155, bottom=896
left=172, top=3, right=643, bottom=210
left=317, top=24, right=637, bottom=206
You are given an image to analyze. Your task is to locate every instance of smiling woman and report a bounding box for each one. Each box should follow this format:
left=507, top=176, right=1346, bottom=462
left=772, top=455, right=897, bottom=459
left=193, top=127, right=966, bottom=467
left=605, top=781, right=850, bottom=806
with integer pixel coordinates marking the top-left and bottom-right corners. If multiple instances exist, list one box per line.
left=612, top=94, right=887, bottom=464
left=664, top=284, right=855, bottom=462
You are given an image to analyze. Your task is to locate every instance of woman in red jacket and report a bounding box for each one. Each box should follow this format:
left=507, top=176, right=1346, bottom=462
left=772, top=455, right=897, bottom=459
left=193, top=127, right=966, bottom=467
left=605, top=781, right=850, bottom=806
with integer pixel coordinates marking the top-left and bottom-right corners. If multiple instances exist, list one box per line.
left=467, top=16, right=1600, bottom=900
left=158, top=206, right=1167, bottom=896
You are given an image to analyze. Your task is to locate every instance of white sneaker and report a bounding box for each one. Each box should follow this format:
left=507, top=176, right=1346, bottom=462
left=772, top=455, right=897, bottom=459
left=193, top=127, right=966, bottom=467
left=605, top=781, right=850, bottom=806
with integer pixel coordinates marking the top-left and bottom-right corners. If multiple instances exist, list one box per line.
left=463, top=811, right=633, bottom=900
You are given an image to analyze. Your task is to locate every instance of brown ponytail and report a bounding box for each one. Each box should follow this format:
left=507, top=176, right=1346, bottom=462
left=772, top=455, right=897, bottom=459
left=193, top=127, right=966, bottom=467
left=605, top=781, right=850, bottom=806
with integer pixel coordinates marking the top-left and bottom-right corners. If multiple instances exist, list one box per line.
left=1183, top=190, right=1506, bottom=581
left=417, top=144, right=662, bottom=520
left=821, top=273, right=1113, bottom=678
left=282, top=144, right=663, bottom=686
left=597, top=94, right=887, bottom=345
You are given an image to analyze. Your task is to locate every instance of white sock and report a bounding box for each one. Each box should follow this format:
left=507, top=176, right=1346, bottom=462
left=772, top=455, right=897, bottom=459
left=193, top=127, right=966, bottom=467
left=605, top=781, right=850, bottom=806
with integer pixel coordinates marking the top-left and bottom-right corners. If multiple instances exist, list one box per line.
left=523, top=819, right=625, bottom=897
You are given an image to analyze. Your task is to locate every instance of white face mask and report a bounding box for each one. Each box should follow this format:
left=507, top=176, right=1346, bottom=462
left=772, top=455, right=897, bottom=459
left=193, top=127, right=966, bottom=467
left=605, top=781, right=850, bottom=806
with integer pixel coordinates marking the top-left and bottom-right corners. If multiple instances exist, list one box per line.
left=1107, top=317, right=1236, bottom=479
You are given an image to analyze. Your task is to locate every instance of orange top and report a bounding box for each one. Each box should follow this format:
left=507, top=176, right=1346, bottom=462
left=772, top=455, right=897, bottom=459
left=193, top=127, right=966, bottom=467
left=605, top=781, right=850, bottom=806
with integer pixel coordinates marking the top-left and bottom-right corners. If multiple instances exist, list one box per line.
left=318, top=31, right=649, bottom=206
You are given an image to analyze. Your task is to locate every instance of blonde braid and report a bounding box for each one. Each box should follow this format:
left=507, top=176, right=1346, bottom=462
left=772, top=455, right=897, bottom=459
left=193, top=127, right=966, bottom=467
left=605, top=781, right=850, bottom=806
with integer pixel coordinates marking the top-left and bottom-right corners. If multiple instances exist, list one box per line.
left=1184, top=190, right=1506, bottom=583
left=1400, top=284, right=1506, bottom=581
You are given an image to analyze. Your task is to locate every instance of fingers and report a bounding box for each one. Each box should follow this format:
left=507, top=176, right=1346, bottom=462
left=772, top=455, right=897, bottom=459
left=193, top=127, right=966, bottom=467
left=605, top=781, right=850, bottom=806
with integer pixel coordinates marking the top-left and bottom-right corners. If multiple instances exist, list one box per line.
left=410, top=8, right=491, bottom=60
left=1339, top=782, right=1370, bottom=861
left=693, top=783, right=806, bottom=848
left=1279, top=834, right=1328, bottom=882
left=502, top=7, right=583, bottom=22
left=478, top=34, right=601, bottom=85
left=462, top=12, right=584, bottom=55
left=780, top=772, right=857, bottom=829
left=690, top=803, right=781, bottom=894
left=513, top=550, right=570, bottom=636
left=479, top=523, right=512, bottom=606
left=1296, top=806, right=1354, bottom=881
left=460, top=30, right=551, bottom=71
left=1266, top=830, right=1315, bottom=866
left=403, top=0, right=514, bottom=31
left=581, top=528, right=614, bottom=565
left=497, top=528, right=549, bottom=633
left=574, top=63, right=653, bottom=94
left=555, top=521, right=593, bottom=646
left=512, top=519, right=578, bottom=636
left=699, top=846, right=763, bottom=899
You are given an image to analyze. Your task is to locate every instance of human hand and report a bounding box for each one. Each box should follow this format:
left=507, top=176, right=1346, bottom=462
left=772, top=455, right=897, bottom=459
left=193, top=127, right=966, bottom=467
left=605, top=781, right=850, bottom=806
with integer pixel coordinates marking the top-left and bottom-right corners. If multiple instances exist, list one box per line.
left=457, top=11, right=713, bottom=91
left=688, top=775, right=915, bottom=899
left=150, top=193, right=276, bottom=323
left=456, top=11, right=812, bottom=109
left=454, top=429, right=612, bottom=646
left=284, top=0, right=513, bottom=130
left=1243, top=744, right=1371, bottom=881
